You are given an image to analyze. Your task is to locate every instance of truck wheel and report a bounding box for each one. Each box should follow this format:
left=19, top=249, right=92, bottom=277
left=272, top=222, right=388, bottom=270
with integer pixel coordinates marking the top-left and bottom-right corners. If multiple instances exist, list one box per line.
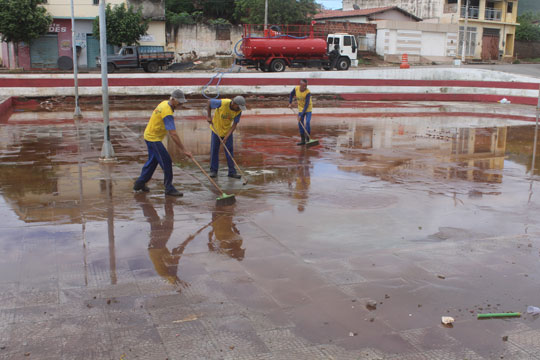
left=270, top=59, right=286, bottom=72
left=146, top=61, right=159, bottom=73
left=107, top=63, right=115, bottom=73
left=142, top=64, right=149, bottom=73
left=336, top=57, right=350, bottom=71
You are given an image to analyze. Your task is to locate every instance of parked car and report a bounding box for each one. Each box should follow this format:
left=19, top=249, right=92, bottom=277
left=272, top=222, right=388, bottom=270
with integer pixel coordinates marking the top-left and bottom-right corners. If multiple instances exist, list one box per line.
left=97, top=46, right=175, bottom=73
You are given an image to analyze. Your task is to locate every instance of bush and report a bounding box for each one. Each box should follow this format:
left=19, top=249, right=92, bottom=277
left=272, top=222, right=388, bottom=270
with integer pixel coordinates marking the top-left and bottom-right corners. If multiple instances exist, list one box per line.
left=166, top=11, right=195, bottom=25
left=208, top=18, right=231, bottom=25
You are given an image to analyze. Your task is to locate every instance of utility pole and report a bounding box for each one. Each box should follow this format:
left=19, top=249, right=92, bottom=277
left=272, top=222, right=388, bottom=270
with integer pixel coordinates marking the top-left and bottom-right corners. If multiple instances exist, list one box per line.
left=99, top=0, right=115, bottom=161
left=264, top=0, right=268, bottom=30
left=70, top=0, right=82, bottom=118
left=461, top=0, right=470, bottom=62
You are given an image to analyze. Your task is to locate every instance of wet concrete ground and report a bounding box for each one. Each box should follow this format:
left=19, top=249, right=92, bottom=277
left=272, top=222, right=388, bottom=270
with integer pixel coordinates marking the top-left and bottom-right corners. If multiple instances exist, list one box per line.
left=1, top=100, right=540, bottom=359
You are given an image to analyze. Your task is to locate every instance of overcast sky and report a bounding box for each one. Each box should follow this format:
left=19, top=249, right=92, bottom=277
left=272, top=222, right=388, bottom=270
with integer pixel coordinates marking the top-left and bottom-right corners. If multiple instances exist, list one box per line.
left=317, top=0, right=342, bottom=10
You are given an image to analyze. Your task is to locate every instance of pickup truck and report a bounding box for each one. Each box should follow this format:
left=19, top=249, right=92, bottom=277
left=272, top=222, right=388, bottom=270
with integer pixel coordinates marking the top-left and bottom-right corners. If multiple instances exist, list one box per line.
left=97, top=46, right=175, bottom=73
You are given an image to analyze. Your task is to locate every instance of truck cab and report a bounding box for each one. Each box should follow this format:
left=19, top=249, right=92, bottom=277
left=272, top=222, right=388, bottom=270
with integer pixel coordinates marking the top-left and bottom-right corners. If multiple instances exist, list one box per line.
left=326, top=34, right=358, bottom=70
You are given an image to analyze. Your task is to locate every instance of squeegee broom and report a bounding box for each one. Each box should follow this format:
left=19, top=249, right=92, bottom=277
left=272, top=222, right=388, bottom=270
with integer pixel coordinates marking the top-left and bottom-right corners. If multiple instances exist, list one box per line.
left=189, top=157, right=236, bottom=205
left=210, top=125, right=249, bottom=185
left=291, top=108, right=319, bottom=147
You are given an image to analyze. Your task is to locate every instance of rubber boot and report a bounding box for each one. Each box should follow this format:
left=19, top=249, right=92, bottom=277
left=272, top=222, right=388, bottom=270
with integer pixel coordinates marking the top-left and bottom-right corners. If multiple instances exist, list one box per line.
left=297, top=134, right=306, bottom=146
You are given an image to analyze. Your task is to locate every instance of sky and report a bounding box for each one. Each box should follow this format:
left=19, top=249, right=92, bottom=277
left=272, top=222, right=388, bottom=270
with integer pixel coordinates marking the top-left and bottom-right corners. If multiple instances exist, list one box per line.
left=317, top=0, right=342, bottom=10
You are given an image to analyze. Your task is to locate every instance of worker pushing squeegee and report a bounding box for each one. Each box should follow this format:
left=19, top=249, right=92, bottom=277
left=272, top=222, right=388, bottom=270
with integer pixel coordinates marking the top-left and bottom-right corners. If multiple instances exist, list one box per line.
left=288, top=79, right=319, bottom=147
left=206, top=96, right=248, bottom=182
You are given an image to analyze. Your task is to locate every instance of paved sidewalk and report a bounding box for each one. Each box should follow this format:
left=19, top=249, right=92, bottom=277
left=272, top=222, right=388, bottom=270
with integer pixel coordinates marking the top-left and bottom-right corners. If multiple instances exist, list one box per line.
left=0, top=104, right=539, bottom=359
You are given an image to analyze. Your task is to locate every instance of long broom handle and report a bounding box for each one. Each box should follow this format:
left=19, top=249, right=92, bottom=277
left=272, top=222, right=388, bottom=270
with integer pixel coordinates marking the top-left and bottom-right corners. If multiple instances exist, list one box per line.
left=210, top=125, right=248, bottom=181
left=290, top=108, right=313, bottom=141
left=190, top=156, right=226, bottom=194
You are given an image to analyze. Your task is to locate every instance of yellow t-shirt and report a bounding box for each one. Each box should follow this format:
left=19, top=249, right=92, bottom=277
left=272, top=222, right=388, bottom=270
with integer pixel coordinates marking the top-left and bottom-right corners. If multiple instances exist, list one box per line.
left=295, top=86, right=312, bottom=113
left=144, top=101, right=174, bottom=142
left=211, top=99, right=242, bottom=137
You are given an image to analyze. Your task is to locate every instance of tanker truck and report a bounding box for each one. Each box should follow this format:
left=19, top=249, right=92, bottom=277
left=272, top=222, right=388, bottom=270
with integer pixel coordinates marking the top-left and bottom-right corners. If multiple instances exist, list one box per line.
left=234, top=23, right=358, bottom=72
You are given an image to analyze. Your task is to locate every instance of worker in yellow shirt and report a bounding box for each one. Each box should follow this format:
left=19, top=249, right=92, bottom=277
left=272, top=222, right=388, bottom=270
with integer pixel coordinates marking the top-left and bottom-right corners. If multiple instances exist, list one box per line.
left=288, top=79, right=313, bottom=146
left=133, top=89, right=192, bottom=196
left=206, top=96, right=247, bottom=178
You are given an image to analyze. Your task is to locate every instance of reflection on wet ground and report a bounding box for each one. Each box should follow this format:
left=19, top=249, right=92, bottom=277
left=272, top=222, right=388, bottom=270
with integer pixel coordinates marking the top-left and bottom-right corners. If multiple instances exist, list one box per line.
left=0, top=103, right=539, bottom=359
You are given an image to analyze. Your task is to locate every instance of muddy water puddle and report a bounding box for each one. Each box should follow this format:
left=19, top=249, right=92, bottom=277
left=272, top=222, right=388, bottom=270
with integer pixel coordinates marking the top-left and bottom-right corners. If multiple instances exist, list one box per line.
left=1, top=105, right=540, bottom=357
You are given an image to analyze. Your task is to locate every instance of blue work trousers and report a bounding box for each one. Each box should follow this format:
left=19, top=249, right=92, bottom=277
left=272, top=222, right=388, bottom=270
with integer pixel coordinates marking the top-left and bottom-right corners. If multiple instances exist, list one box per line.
left=136, top=140, right=175, bottom=192
left=210, top=132, right=236, bottom=175
left=298, top=112, right=312, bottom=135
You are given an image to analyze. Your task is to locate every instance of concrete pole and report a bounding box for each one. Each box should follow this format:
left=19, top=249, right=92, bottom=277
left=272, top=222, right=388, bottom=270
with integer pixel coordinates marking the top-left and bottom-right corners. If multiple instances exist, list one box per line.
left=99, top=0, right=115, bottom=160
left=264, top=0, right=268, bottom=30
left=71, top=0, right=82, bottom=118
left=461, top=0, right=470, bottom=62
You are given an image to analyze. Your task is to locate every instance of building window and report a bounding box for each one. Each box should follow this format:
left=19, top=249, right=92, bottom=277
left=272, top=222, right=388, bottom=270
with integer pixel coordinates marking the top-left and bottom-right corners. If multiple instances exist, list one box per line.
left=93, top=0, right=99, bottom=5
left=507, top=2, right=513, bottom=14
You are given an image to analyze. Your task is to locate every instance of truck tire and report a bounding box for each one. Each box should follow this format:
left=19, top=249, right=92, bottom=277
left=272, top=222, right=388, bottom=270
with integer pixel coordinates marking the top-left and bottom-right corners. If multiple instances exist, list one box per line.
left=146, top=61, right=159, bottom=73
left=270, top=59, right=286, bottom=72
left=336, top=57, right=350, bottom=71
left=107, top=63, right=115, bottom=73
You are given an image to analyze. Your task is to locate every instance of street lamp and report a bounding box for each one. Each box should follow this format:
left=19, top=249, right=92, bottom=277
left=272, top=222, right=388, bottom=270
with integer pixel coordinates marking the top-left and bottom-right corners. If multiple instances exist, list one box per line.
left=99, top=0, right=115, bottom=161
left=70, top=0, right=82, bottom=117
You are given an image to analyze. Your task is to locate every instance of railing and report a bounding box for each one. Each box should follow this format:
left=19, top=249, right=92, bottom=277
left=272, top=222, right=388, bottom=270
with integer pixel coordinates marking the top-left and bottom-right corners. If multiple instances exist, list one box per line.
left=485, top=8, right=502, bottom=21
left=460, top=6, right=479, bottom=19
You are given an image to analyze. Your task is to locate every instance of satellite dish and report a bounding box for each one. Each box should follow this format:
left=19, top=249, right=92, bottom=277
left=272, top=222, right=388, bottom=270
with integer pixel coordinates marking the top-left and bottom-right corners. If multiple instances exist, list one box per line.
left=353, top=4, right=360, bottom=10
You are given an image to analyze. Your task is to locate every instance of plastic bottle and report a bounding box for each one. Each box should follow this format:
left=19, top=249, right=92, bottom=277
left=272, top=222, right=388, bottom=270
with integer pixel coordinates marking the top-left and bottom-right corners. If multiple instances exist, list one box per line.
left=527, top=306, right=540, bottom=315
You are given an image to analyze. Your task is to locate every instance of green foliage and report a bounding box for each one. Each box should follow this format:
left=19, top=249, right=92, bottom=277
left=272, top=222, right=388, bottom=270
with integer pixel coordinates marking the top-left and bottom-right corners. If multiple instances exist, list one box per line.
left=93, top=3, right=149, bottom=47
left=208, top=18, right=231, bottom=25
left=0, top=0, right=52, bottom=44
left=518, top=0, right=540, bottom=16
left=166, top=11, right=195, bottom=25
left=516, top=12, right=540, bottom=42
left=165, top=0, right=195, bottom=14
left=234, top=0, right=318, bottom=24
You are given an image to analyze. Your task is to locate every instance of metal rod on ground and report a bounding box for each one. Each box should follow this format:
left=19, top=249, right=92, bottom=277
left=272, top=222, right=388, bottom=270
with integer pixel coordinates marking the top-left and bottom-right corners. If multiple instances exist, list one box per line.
left=99, top=0, right=114, bottom=160
left=210, top=126, right=248, bottom=185
left=70, top=0, right=82, bottom=118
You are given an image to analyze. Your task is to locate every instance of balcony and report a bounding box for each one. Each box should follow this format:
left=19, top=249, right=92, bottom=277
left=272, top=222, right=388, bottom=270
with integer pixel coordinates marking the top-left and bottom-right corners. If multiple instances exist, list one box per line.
left=460, top=6, right=479, bottom=19
left=485, top=8, right=502, bottom=21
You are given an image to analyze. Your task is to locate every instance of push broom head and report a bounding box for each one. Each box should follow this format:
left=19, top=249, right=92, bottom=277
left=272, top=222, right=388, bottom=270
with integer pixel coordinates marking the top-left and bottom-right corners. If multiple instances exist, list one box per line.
left=305, top=139, right=320, bottom=148
left=216, top=192, right=236, bottom=206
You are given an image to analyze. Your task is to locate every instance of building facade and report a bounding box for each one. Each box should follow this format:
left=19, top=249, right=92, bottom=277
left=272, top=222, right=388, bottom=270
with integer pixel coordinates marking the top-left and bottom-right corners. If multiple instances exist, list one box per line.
left=1, top=0, right=166, bottom=70
left=343, top=0, right=519, bottom=60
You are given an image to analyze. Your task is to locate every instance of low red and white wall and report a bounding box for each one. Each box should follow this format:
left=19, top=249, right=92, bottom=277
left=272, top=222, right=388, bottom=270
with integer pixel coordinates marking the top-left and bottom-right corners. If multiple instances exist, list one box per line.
left=1, top=67, right=539, bottom=105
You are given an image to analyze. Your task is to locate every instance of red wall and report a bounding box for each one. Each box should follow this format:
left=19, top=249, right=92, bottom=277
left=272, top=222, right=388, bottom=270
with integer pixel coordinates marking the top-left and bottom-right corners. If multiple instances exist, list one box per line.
left=18, top=42, right=31, bottom=69
left=52, top=19, right=73, bottom=59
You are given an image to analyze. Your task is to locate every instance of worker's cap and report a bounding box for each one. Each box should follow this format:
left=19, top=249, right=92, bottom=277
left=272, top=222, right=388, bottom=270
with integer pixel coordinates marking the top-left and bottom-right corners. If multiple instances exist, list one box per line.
left=171, top=89, right=187, bottom=103
left=232, top=96, right=247, bottom=111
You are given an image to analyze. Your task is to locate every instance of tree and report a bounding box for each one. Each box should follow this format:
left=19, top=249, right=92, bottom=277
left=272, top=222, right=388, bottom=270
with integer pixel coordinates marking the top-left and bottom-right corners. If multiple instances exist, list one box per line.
left=234, top=0, right=318, bottom=24
left=0, top=0, right=52, bottom=68
left=93, top=3, right=149, bottom=47
left=516, top=12, right=540, bottom=42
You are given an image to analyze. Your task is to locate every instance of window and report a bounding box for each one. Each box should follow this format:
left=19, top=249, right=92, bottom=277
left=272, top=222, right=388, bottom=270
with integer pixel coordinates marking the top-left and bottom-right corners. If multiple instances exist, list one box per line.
left=216, top=27, right=230, bottom=40
left=125, top=48, right=134, bottom=55
left=447, top=0, right=457, bottom=3
left=507, top=2, right=513, bottom=14
left=344, top=36, right=352, bottom=46
left=327, top=37, right=333, bottom=46
left=93, top=0, right=99, bottom=4
left=333, top=38, right=340, bottom=46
